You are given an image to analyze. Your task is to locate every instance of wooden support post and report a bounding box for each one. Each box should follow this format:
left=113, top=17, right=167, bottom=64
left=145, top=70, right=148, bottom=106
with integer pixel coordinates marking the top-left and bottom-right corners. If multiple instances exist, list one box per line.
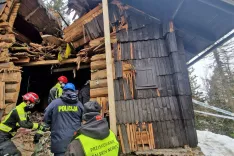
left=102, top=0, right=117, bottom=135
left=0, top=82, right=5, bottom=109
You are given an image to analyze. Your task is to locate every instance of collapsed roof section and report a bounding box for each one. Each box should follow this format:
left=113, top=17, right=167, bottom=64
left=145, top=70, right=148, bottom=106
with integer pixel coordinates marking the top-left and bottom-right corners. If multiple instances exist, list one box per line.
left=66, top=0, right=234, bottom=62
left=18, top=0, right=61, bottom=37
left=0, top=0, right=61, bottom=44
left=67, top=0, right=101, bottom=18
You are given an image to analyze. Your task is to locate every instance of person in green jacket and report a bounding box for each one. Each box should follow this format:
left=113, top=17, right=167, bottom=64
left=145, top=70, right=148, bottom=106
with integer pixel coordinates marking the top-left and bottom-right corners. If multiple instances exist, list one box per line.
left=48, top=76, right=68, bottom=104
left=65, top=101, right=119, bottom=156
left=0, top=92, right=47, bottom=156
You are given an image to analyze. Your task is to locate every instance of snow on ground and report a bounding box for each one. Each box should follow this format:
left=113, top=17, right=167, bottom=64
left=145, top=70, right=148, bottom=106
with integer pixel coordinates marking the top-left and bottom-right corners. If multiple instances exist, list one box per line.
left=197, top=130, right=234, bottom=156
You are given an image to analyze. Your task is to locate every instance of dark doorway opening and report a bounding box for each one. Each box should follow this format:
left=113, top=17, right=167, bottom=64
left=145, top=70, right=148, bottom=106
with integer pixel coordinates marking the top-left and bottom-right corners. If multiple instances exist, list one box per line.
left=18, top=65, right=90, bottom=112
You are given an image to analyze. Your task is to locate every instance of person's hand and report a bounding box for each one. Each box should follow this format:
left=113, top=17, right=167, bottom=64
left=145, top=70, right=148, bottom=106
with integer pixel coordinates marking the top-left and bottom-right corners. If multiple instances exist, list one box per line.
left=38, top=124, right=50, bottom=132
left=33, top=133, right=43, bottom=144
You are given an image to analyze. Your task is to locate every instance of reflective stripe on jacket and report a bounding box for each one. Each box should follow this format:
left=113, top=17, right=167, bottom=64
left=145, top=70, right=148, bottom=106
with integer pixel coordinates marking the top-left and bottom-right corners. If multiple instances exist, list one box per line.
left=54, top=83, right=63, bottom=98
left=0, top=102, right=38, bottom=134
left=48, top=83, right=63, bottom=104
left=76, top=130, right=119, bottom=156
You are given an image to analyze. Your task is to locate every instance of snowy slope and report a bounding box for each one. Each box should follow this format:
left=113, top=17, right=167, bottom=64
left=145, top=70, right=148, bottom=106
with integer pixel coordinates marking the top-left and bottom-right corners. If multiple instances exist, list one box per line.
left=197, top=130, right=234, bottom=156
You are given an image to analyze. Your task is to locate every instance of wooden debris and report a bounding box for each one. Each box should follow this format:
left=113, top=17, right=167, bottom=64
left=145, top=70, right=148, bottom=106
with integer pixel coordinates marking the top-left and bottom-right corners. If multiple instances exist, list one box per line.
left=63, top=5, right=103, bottom=42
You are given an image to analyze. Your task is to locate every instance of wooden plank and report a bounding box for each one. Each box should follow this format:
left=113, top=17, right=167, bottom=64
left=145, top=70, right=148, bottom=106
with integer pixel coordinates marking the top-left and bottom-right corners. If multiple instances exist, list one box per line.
left=0, top=72, right=21, bottom=83
left=121, top=101, right=127, bottom=124
left=90, top=87, right=108, bottom=98
left=125, top=100, right=131, bottom=123
left=129, top=100, right=134, bottom=123
left=5, top=92, right=18, bottom=103
left=0, top=82, right=5, bottom=109
left=13, top=57, right=30, bottom=63
left=115, top=101, right=122, bottom=124
left=103, top=0, right=117, bottom=134
left=90, top=79, right=107, bottom=89
left=133, top=100, right=139, bottom=123
left=20, top=58, right=77, bottom=66
left=64, top=6, right=103, bottom=42
left=153, top=98, right=160, bottom=121
left=118, top=125, right=125, bottom=153
left=5, top=83, right=20, bottom=92
left=121, top=124, right=131, bottom=153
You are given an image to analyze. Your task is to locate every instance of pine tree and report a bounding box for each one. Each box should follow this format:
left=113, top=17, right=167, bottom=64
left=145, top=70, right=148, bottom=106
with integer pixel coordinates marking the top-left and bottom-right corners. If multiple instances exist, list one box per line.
left=188, top=67, right=205, bottom=101
left=42, top=0, right=70, bottom=27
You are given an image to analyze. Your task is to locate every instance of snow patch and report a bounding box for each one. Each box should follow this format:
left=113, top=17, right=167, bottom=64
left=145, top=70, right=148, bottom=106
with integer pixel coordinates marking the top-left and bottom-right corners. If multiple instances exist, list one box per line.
left=197, top=130, right=234, bottom=156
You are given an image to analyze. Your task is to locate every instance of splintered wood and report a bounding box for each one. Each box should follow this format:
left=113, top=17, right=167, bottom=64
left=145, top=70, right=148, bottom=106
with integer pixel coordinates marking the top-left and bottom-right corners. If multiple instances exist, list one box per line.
left=118, top=123, right=155, bottom=153
left=8, top=41, right=66, bottom=63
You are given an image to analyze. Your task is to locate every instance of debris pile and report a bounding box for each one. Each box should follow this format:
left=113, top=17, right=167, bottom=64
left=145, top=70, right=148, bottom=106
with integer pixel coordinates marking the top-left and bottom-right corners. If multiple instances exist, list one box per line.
left=11, top=112, right=52, bottom=156
left=9, top=41, right=67, bottom=63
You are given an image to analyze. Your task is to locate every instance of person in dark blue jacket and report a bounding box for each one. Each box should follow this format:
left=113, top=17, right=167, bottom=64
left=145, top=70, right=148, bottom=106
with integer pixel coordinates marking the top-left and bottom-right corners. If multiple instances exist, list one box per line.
left=43, top=83, right=84, bottom=156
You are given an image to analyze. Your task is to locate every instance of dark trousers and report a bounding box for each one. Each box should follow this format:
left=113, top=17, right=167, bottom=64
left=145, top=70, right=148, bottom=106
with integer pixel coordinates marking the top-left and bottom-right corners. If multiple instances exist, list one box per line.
left=0, top=131, right=21, bottom=156
left=54, top=152, right=65, bottom=156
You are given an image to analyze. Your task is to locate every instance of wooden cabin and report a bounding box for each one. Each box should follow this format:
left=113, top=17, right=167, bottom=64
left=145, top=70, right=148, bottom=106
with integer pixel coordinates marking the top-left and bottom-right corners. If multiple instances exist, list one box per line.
left=1, top=0, right=234, bottom=155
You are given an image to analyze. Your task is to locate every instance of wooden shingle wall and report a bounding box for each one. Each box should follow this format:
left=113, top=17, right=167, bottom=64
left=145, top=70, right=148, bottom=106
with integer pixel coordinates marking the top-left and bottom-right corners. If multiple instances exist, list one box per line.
left=109, top=3, right=197, bottom=151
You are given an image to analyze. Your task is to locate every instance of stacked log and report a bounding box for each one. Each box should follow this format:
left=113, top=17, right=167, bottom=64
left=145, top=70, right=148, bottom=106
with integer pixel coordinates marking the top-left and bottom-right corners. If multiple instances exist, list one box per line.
left=0, top=62, right=21, bottom=120
left=0, top=1, right=22, bottom=120
left=0, top=1, right=21, bottom=62
left=89, top=47, right=108, bottom=116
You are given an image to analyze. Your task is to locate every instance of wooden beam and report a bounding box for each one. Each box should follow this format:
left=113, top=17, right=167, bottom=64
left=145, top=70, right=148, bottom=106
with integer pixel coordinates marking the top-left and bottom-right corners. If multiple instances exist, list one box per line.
left=103, top=0, right=117, bottom=135
left=25, top=6, right=40, bottom=21
left=20, top=58, right=78, bottom=66
left=172, top=0, right=185, bottom=19
left=52, top=65, right=90, bottom=72
left=0, top=82, right=5, bottom=109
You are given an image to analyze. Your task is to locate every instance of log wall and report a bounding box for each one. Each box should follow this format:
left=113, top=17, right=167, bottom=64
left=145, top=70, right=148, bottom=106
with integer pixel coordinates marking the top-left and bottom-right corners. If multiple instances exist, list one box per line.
left=109, top=2, right=198, bottom=151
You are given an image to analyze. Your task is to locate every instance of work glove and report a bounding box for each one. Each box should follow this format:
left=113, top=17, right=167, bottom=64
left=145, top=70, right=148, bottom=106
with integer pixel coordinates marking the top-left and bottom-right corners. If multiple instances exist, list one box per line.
left=38, top=123, right=50, bottom=132
left=33, top=133, right=43, bottom=144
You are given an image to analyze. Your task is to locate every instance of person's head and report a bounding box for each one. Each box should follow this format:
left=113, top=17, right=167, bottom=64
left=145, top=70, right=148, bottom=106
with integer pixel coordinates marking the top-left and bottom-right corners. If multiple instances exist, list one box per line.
left=58, top=76, right=68, bottom=88
left=63, top=83, right=76, bottom=92
left=22, top=92, right=40, bottom=109
left=82, top=101, right=102, bottom=123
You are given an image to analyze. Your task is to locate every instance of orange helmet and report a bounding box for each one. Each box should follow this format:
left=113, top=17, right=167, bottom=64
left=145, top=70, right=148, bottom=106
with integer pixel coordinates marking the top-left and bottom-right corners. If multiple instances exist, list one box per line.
left=58, top=76, right=68, bottom=83
left=22, top=92, right=40, bottom=104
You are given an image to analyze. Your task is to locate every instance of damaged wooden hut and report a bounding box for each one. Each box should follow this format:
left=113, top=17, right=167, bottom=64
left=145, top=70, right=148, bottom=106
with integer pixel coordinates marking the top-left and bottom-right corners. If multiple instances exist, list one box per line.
left=64, top=0, right=234, bottom=154
left=1, top=0, right=234, bottom=155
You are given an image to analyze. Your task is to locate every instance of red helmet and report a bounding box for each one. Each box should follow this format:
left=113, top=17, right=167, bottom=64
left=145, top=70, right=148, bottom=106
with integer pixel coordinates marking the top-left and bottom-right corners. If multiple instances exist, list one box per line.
left=22, top=92, right=40, bottom=104
left=58, top=76, right=68, bottom=83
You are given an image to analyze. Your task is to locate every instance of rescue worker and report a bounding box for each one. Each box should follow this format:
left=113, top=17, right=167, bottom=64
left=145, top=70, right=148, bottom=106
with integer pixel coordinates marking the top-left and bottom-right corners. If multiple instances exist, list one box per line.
left=44, top=83, right=84, bottom=156
left=78, top=80, right=90, bottom=105
left=0, top=92, right=46, bottom=156
left=65, top=101, right=119, bottom=156
left=48, top=76, right=68, bottom=104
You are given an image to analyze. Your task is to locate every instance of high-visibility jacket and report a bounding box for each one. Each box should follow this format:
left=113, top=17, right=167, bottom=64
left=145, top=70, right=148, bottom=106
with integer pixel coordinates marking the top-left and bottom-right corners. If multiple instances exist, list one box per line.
left=0, top=102, right=39, bottom=135
left=48, top=83, right=63, bottom=103
left=75, top=130, right=119, bottom=156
